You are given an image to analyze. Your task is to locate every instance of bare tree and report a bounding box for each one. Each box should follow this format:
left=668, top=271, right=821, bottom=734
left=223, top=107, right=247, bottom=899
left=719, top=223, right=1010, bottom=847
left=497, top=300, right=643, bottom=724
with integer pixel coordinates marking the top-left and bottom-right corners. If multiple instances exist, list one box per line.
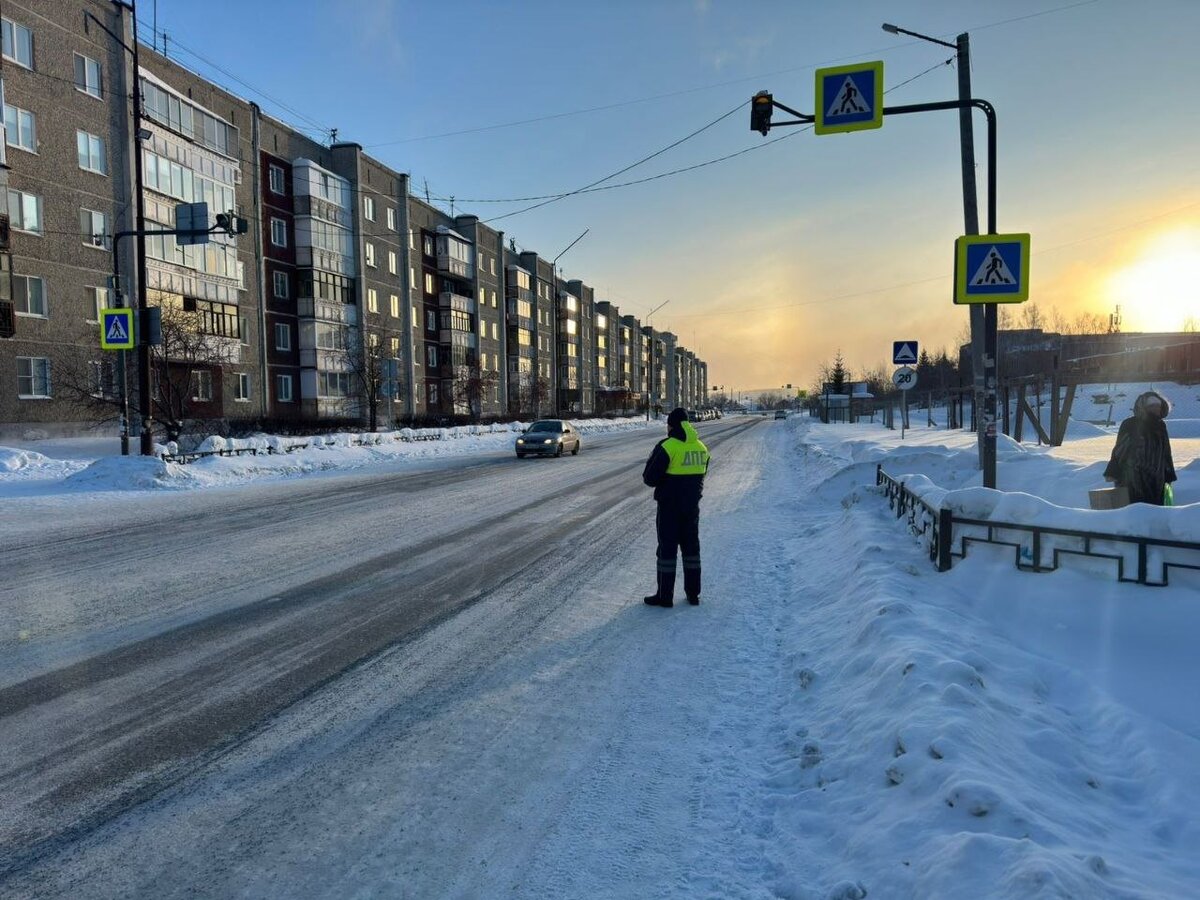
left=709, top=391, right=729, bottom=409
left=1184, top=315, right=1198, bottom=334
left=1019, top=300, right=1044, bottom=331
left=757, top=391, right=784, bottom=410
left=452, top=361, right=500, bottom=423
left=346, top=335, right=399, bottom=432
left=148, top=298, right=241, bottom=442
left=50, top=344, right=128, bottom=428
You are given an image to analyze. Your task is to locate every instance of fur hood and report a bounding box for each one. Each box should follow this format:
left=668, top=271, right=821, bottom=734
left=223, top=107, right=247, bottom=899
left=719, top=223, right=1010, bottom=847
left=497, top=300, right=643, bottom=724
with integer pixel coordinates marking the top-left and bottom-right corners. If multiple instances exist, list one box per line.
left=1134, top=391, right=1171, bottom=419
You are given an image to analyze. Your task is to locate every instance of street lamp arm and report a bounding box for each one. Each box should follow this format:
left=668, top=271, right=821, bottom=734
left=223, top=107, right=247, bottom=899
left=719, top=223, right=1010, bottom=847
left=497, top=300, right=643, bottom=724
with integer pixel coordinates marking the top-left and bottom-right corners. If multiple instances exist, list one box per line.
left=881, top=23, right=957, bottom=50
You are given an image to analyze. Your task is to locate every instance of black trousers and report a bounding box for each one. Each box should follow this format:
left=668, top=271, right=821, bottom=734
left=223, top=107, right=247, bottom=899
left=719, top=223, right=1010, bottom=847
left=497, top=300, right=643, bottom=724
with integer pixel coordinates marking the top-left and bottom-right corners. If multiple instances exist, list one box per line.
left=655, top=502, right=701, bottom=601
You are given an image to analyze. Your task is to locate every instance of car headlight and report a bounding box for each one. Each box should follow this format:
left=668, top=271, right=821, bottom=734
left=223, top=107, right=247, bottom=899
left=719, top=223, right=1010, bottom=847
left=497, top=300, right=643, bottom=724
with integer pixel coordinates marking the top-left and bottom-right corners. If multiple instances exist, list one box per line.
left=517, top=438, right=525, bottom=444
left=543, top=439, right=553, bottom=444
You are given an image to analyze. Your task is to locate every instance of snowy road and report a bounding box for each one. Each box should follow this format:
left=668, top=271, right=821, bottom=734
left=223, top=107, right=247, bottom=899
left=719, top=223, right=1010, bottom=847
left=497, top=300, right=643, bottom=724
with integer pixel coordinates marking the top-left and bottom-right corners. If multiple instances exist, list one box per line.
left=0, top=417, right=768, bottom=894
left=4, top=412, right=1197, bottom=898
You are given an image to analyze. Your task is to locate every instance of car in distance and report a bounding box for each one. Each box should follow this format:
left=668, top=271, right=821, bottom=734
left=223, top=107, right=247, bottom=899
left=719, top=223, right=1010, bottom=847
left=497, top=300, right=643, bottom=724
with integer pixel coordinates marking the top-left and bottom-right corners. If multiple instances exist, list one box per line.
left=774, top=409, right=788, bottom=420
left=516, top=419, right=581, bottom=458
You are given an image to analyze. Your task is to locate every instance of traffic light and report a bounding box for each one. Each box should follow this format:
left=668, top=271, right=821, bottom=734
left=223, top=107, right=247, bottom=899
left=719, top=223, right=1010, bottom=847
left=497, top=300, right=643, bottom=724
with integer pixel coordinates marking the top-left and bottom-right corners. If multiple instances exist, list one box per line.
left=215, top=212, right=249, bottom=235
left=751, top=91, right=773, bottom=136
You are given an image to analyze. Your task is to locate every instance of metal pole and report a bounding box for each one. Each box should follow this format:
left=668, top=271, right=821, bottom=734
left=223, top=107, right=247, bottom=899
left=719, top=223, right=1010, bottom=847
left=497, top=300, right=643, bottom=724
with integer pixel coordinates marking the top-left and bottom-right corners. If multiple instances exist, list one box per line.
left=129, top=1, right=154, bottom=455
left=955, top=32, right=994, bottom=487
left=113, top=235, right=130, bottom=455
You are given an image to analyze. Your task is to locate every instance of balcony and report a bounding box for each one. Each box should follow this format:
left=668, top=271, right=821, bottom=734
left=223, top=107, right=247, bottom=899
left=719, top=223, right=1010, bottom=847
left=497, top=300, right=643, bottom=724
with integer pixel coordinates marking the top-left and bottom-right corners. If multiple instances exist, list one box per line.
left=439, top=291, right=476, bottom=314
left=506, top=286, right=534, bottom=304
left=436, top=252, right=473, bottom=280
left=298, top=296, right=358, bottom=325
left=440, top=329, right=478, bottom=349
left=292, top=194, right=352, bottom=228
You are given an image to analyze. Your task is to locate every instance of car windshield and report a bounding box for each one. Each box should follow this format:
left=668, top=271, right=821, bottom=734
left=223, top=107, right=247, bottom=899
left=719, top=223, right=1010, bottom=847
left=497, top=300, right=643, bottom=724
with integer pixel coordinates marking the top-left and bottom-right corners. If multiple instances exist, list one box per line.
left=528, top=421, right=561, bottom=432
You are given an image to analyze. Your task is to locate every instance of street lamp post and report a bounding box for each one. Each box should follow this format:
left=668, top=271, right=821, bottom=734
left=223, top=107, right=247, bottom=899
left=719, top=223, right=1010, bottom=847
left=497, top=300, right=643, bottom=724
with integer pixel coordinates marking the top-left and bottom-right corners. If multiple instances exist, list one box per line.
left=883, top=22, right=995, bottom=487
left=644, top=300, right=670, bottom=420
left=549, top=228, right=589, bottom=417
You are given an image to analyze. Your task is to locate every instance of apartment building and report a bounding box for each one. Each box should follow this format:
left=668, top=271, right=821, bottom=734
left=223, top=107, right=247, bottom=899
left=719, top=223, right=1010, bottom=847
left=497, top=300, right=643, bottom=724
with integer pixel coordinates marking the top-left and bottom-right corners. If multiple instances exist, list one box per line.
left=1, top=0, right=134, bottom=438
left=0, top=1, right=709, bottom=437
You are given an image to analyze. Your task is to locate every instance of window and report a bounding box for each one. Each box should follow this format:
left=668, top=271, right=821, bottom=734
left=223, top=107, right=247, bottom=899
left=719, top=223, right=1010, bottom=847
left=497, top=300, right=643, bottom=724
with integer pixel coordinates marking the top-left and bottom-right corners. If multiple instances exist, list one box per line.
left=4, top=104, right=35, bottom=152
left=368, top=288, right=379, bottom=313
left=11, top=271, right=46, bottom=321
left=5, top=189, right=40, bottom=234
left=74, top=53, right=102, bottom=98
left=424, top=273, right=435, bottom=295
left=390, top=294, right=399, bottom=318
left=80, top=209, right=109, bottom=248
left=491, top=290, right=498, bottom=308
left=16, top=357, right=50, bottom=398
left=273, top=270, right=289, bottom=299
left=491, top=257, right=497, bottom=276
left=492, top=322, right=499, bottom=340
left=426, top=309, right=437, bottom=332
left=2, top=18, right=34, bottom=69
left=87, top=286, right=110, bottom=323
left=390, top=337, right=400, bottom=357
left=239, top=315, right=249, bottom=345
left=427, top=345, right=438, bottom=367
left=276, top=374, right=293, bottom=402
left=271, top=217, right=287, bottom=247
left=13, top=274, right=46, bottom=317
left=269, top=164, right=285, bottom=194
left=479, top=287, right=486, bottom=304
left=363, top=196, right=375, bottom=221
left=388, top=251, right=397, bottom=276
left=428, top=382, right=438, bottom=406
left=365, top=242, right=376, bottom=268
left=76, top=131, right=106, bottom=174
left=410, top=267, right=416, bottom=289
left=235, top=373, right=250, bottom=402
left=275, top=322, right=291, bottom=350
left=368, top=332, right=379, bottom=350
left=387, top=207, right=396, bottom=230
left=190, top=370, right=213, bottom=402
left=423, top=235, right=434, bottom=257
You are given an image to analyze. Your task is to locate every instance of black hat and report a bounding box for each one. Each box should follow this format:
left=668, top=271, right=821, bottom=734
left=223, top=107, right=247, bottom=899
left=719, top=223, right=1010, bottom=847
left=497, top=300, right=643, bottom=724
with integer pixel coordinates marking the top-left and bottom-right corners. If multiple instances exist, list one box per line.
left=667, top=407, right=689, bottom=427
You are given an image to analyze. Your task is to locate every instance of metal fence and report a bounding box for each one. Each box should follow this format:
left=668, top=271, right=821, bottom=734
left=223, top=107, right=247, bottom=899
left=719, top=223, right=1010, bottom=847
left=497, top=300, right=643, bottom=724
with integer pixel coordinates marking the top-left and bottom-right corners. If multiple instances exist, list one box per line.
left=876, top=465, right=1200, bottom=587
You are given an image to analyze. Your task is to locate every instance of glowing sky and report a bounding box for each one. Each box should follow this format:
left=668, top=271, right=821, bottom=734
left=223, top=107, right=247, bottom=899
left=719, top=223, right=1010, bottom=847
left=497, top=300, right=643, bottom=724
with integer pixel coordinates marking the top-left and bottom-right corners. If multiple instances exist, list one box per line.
left=149, top=0, right=1200, bottom=391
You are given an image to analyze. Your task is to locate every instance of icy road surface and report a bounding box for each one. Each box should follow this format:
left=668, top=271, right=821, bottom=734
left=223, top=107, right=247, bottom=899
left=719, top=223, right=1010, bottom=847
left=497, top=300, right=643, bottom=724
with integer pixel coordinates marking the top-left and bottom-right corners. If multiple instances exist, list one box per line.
left=2, top=414, right=1197, bottom=898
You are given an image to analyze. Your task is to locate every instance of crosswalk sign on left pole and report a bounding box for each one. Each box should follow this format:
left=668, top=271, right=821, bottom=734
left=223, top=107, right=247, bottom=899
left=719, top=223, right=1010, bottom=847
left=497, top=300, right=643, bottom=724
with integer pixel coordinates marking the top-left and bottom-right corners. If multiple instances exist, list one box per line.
left=100, top=308, right=135, bottom=350
left=815, top=61, right=883, bottom=135
left=954, top=233, right=1031, bottom=304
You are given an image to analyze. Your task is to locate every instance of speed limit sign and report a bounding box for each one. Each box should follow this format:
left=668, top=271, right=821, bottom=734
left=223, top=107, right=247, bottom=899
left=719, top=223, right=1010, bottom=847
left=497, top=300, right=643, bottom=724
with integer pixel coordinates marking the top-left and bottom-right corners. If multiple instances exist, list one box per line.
left=892, top=366, right=918, bottom=390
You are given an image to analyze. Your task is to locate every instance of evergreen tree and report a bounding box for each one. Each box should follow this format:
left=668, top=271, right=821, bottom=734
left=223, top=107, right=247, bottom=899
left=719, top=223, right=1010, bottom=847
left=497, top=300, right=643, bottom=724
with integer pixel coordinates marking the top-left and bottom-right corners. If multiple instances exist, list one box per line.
left=830, top=350, right=847, bottom=393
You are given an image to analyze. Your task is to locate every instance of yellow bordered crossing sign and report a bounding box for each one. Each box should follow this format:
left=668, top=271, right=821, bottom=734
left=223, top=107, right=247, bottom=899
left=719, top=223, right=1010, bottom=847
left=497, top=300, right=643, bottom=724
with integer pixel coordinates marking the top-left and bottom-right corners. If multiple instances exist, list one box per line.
left=815, top=61, right=884, bottom=135
left=100, top=308, right=135, bottom=350
left=954, top=233, right=1031, bottom=304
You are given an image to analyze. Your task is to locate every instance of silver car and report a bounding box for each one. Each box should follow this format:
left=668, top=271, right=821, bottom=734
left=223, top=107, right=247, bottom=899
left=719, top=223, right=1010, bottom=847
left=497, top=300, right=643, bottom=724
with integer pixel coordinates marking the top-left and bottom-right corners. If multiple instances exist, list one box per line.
left=515, top=419, right=581, bottom=458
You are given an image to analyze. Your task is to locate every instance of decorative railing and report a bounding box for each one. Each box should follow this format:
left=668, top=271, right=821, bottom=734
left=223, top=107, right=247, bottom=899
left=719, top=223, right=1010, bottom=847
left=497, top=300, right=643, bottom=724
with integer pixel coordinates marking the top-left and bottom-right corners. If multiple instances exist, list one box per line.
left=876, top=465, right=1200, bottom=587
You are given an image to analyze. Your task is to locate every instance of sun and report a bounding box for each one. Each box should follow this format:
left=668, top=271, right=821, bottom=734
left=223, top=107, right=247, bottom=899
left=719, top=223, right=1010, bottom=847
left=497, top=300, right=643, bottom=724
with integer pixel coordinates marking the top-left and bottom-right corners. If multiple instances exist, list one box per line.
left=1106, top=228, right=1200, bottom=332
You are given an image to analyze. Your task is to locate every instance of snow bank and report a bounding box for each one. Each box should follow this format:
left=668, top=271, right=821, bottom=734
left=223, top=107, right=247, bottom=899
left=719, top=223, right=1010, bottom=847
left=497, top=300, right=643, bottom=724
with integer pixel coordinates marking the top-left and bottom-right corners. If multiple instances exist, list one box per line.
left=0, top=446, right=52, bottom=473
left=62, top=457, right=195, bottom=491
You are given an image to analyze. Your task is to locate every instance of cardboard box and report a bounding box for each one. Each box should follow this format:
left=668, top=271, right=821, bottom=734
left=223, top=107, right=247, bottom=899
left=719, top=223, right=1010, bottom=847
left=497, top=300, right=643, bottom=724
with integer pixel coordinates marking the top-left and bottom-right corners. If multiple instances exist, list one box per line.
left=1088, top=486, right=1130, bottom=510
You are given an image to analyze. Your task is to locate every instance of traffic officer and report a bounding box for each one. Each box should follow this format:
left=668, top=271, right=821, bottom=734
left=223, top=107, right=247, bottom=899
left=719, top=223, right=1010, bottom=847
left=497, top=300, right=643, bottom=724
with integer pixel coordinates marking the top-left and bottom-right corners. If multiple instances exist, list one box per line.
left=642, top=407, right=710, bottom=607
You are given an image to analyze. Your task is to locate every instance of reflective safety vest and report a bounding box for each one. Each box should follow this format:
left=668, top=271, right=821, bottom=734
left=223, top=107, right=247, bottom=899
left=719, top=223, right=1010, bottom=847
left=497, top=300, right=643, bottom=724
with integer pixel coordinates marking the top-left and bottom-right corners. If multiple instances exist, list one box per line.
left=663, top=422, right=710, bottom=476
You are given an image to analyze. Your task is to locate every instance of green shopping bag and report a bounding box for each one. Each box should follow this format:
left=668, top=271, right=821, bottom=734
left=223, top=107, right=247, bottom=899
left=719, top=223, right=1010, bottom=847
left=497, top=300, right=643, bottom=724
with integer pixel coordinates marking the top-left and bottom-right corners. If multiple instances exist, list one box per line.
left=1164, top=483, right=1174, bottom=506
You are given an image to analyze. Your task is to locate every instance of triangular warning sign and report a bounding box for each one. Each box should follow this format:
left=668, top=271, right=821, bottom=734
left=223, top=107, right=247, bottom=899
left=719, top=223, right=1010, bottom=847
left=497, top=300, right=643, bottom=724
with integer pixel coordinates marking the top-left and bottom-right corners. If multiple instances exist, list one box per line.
left=894, top=343, right=917, bottom=364
left=970, top=247, right=1017, bottom=286
left=106, top=316, right=129, bottom=343
left=827, top=76, right=870, bottom=118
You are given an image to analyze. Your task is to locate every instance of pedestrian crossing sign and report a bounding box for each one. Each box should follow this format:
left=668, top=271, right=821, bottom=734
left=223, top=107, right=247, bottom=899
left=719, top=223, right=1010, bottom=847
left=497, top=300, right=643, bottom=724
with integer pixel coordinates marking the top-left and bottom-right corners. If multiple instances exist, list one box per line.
left=954, top=233, right=1031, bottom=304
left=815, top=61, right=883, bottom=135
left=100, top=308, right=135, bottom=350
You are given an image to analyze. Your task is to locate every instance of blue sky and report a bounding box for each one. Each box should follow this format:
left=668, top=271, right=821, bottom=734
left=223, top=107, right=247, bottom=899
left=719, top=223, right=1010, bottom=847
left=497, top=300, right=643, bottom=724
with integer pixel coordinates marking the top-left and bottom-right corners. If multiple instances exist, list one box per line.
left=146, top=0, right=1200, bottom=392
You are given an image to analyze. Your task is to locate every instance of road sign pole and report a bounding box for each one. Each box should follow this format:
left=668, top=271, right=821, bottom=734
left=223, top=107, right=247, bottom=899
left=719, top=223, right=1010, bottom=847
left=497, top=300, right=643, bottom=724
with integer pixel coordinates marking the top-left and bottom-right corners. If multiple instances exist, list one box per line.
left=954, top=32, right=993, bottom=487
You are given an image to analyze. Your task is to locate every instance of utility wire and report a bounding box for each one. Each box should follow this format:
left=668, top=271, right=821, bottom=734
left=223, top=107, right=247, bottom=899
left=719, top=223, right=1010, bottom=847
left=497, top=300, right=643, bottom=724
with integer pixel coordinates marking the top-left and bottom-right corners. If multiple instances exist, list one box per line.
left=481, top=100, right=748, bottom=224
